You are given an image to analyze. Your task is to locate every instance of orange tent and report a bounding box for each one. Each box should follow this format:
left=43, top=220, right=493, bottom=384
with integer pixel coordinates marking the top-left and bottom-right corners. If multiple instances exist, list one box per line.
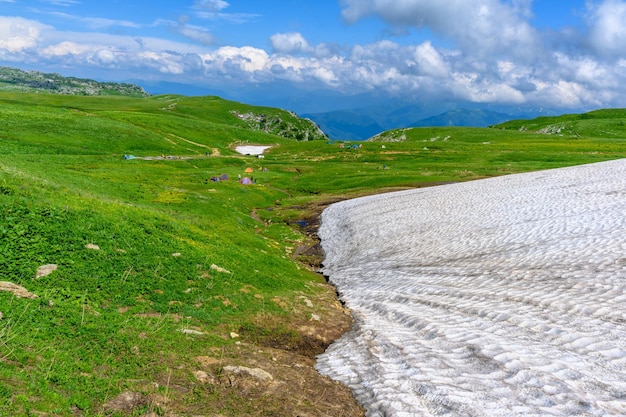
left=244, top=167, right=254, bottom=173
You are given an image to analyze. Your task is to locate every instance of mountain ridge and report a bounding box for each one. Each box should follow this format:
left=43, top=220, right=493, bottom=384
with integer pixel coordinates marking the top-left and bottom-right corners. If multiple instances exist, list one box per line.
left=303, top=102, right=571, bottom=140
left=0, top=66, right=149, bottom=97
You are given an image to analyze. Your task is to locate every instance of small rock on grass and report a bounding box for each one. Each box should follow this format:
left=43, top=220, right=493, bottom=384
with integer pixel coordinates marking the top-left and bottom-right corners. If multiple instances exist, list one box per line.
left=193, top=370, right=217, bottom=384
left=35, top=264, right=57, bottom=279
left=222, top=365, right=273, bottom=384
left=0, top=281, right=38, bottom=299
left=181, top=328, right=205, bottom=335
left=210, top=264, right=231, bottom=274
left=102, top=391, right=146, bottom=413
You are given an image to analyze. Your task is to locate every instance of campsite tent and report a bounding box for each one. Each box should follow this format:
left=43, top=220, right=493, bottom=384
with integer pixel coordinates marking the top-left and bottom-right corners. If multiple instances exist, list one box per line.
left=244, top=167, right=254, bottom=173
left=239, top=177, right=252, bottom=185
left=219, top=173, right=229, bottom=180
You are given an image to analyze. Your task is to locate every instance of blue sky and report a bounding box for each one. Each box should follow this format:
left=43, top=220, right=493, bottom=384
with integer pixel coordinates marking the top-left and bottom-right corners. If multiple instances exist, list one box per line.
left=1, top=1, right=626, bottom=113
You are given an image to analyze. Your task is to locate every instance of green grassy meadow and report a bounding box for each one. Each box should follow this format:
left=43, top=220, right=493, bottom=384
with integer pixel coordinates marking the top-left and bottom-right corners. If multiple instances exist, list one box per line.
left=0, top=91, right=624, bottom=415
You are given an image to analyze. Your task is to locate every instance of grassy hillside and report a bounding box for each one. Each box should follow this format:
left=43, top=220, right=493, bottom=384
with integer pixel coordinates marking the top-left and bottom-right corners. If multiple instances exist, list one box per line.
left=494, top=107, right=626, bottom=137
left=0, top=93, right=624, bottom=416
left=0, top=66, right=149, bottom=97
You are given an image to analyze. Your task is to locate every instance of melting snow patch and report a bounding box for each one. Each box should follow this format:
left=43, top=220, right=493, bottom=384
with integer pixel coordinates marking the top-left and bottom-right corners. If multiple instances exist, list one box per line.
left=317, top=158, right=626, bottom=417
left=235, top=145, right=271, bottom=155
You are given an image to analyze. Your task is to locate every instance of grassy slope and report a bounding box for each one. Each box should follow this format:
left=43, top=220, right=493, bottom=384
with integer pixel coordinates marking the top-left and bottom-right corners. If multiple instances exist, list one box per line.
left=0, top=93, right=624, bottom=415
left=0, top=66, right=149, bottom=97
left=0, top=93, right=325, bottom=415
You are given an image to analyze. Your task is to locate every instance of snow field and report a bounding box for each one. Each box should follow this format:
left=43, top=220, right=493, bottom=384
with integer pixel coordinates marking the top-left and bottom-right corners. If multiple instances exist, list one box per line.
left=316, top=159, right=626, bottom=416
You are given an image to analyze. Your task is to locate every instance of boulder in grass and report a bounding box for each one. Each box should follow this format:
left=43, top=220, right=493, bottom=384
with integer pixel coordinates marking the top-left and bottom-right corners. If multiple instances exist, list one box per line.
left=102, top=391, right=146, bottom=414
left=35, top=264, right=57, bottom=279
left=0, top=281, right=38, bottom=299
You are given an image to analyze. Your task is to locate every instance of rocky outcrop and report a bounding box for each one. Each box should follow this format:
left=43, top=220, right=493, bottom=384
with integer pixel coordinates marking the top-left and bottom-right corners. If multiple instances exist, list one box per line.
left=231, top=110, right=327, bottom=141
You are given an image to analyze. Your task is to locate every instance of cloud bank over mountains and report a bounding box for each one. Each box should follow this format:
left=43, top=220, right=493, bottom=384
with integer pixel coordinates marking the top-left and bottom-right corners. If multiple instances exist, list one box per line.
left=1, top=1, right=626, bottom=112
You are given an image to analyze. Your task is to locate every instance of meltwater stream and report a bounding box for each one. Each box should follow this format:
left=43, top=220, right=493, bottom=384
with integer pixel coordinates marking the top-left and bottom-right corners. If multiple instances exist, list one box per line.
left=316, top=159, right=626, bottom=417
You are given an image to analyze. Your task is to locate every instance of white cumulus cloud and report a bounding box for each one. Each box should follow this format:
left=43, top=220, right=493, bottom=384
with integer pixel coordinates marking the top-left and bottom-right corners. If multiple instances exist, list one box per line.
left=270, top=32, right=313, bottom=54
left=202, top=46, right=269, bottom=74
left=41, top=41, right=92, bottom=57
left=412, top=41, right=449, bottom=77
left=587, top=0, right=626, bottom=56
left=341, top=0, right=539, bottom=58
left=0, top=17, right=49, bottom=52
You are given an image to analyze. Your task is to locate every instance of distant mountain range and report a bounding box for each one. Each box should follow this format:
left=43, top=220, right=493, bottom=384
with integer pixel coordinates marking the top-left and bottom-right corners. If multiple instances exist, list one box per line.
left=134, top=78, right=579, bottom=140
left=302, top=103, right=567, bottom=140
left=410, top=108, right=514, bottom=128
left=133, top=79, right=225, bottom=98
left=299, top=110, right=385, bottom=141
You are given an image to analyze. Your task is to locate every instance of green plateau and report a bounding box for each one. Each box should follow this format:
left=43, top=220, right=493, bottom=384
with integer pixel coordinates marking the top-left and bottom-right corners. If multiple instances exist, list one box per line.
left=0, top=85, right=625, bottom=415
